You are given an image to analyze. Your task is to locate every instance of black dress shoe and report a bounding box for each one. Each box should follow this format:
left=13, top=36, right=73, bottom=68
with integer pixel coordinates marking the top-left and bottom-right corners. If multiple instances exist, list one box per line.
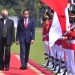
left=20, top=66, right=27, bottom=70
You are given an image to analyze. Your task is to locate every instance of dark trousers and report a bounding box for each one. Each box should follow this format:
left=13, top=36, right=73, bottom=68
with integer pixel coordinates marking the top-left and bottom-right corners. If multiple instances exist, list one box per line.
left=0, top=38, right=11, bottom=69
left=20, top=42, right=30, bottom=67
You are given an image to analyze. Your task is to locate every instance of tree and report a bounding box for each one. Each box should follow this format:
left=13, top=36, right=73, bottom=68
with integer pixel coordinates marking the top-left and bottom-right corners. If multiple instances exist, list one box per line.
left=0, top=0, right=48, bottom=27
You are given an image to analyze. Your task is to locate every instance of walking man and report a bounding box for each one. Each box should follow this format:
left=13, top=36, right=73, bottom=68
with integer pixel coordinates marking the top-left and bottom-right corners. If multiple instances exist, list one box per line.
left=16, top=9, right=35, bottom=70
left=0, top=9, right=15, bottom=71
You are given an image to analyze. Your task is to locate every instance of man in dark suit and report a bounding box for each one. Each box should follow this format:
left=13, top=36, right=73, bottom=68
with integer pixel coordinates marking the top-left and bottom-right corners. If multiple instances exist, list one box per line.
left=0, top=9, right=15, bottom=71
left=16, top=9, right=35, bottom=70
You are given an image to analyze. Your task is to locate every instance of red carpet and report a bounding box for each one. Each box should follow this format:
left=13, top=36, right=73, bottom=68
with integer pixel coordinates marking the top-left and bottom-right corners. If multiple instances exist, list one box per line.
left=29, top=60, right=54, bottom=75
left=1, top=54, right=54, bottom=75
left=4, top=55, right=39, bottom=75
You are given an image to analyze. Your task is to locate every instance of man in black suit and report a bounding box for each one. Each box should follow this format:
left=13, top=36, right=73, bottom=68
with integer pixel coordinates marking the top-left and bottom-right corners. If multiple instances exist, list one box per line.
left=0, top=10, right=15, bottom=71
left=16, top=9, right=35, bottom=70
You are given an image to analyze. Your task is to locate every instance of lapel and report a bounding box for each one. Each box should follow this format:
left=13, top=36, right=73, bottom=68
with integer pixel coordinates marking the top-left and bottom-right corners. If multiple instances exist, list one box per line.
left=27, top=18, right=30, bottom=27
left=19, top=18, right=24, bottom=28
left=22, top=18, right=25, bottom=28
left=1, top=18, right=9, bottom=28
left=2, top=18, right=9, bottom=27
left=28, top=18, right=30, bottom=25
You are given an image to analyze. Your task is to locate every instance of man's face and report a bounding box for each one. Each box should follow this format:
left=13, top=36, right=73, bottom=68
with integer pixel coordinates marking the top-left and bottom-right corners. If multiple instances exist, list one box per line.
left=23, top=11, right=29, bottom=18
left=2, top=10, right=8, bottom=19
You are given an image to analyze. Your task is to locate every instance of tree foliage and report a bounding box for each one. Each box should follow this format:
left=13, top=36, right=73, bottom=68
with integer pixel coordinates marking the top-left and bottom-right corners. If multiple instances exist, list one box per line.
left=0, top=0, right=48, bottom=26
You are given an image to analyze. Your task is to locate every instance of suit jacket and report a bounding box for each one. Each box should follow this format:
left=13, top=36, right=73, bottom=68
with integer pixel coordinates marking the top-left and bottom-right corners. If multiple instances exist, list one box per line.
left=16, top=17, right=35, bottom=43
left=0, top=18, right=15, bottom=45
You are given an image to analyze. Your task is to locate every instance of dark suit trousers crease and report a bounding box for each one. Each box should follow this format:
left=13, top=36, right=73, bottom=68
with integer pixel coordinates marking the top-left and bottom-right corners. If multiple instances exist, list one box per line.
left=20, top=42, right=30, bottom=67
left=0, top=37, right=11, bottom=68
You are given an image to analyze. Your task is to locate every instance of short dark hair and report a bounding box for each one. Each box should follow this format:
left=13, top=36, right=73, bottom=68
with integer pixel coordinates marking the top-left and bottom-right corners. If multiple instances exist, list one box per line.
left=23, top=9, right=29, bottom=14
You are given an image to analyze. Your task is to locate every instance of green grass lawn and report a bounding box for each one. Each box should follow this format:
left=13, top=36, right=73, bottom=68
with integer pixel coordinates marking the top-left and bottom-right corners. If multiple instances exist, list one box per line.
left=11, top=27, right=45, bottom=65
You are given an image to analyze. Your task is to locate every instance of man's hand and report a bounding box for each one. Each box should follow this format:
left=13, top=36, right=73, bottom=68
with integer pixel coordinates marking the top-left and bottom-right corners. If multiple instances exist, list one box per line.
left=30, top=40, right=35, bottom=44
left=16, top=40, right=19, bottom=45
left=63, top=36, right=68, bottom=40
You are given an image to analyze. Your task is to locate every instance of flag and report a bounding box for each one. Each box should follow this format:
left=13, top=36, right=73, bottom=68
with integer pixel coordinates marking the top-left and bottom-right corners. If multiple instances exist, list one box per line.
left=40, top=0, right=68, bottom=15
left=49, top=11, right=62, bottom=47
left=40, top=0, right=69, bottom=32
left=49, top=9, right=70, bottom=47
left=40, top=0, right=69, bottom=47
left=58, top=4, right=70, bottom=33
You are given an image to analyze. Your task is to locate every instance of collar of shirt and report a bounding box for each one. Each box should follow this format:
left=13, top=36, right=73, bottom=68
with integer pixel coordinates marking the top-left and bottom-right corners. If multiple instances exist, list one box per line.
left=4, top=19, right=7, bottom=25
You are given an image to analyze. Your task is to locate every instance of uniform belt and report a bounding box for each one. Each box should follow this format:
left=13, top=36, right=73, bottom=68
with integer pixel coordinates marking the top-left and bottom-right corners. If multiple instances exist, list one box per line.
left=70, top=40, right=75, bottom=44
left=43, top=34, right=49, bottom=37
left=67, top=40, right=75, bottom=44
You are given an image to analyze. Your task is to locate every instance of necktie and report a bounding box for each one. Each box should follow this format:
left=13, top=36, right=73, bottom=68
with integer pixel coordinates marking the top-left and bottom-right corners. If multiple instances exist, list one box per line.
left=24, top=19, right=28, bottom=28
left=3, top=19, right=7, bottom=37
